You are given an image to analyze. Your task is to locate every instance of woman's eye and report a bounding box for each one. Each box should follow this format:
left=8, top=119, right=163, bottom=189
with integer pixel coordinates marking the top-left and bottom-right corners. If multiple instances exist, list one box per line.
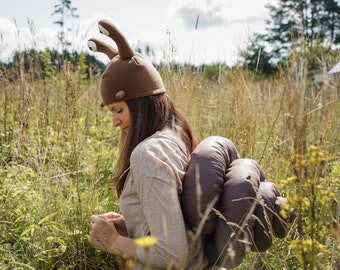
left=117, top=109, right=123, bottom=114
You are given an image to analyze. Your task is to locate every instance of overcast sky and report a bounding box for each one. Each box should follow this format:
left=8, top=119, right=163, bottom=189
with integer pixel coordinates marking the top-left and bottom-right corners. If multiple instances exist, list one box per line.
left=0, top=0, right=278, bottom=66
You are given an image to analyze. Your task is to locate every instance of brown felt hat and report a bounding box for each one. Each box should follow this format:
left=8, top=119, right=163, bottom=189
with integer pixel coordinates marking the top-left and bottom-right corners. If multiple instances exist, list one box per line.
left=88, top=19, right=166, bottom=107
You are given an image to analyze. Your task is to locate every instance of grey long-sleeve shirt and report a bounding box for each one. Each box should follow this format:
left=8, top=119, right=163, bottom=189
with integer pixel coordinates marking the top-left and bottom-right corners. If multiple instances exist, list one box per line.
left=119, top=129, right=191, bottom=269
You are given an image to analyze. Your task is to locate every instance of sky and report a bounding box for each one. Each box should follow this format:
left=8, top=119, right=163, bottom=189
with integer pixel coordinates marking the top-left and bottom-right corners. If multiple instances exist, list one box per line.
left=0, top=0, right=278, bottom=66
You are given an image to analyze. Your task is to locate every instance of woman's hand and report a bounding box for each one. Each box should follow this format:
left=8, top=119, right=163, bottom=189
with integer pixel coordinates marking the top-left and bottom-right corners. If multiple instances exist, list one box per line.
left=97, top=212, right=128, bottom=236
left=89, top=214, right=137, bottom=259
left=89, top=215, right=122, bottom=255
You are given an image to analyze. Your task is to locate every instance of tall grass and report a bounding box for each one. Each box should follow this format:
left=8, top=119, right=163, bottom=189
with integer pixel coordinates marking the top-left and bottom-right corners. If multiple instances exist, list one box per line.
left=1, top=50, right=339, bottom=269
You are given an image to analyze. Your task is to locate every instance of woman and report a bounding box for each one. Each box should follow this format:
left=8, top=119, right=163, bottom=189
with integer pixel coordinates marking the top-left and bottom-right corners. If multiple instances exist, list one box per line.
left=88, top=19, right=292, bottom=270
left=88, top=19, right=200, bottom=269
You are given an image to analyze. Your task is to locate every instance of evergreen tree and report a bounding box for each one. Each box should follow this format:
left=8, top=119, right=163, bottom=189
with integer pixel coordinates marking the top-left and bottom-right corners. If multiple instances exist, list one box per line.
left=323, top=0, right=340, bottom=44
left=52, top=0, right=79, bottom=53
left=239, top=33, right=277, bottom=76
left=265, top=0, right=340, bottom=60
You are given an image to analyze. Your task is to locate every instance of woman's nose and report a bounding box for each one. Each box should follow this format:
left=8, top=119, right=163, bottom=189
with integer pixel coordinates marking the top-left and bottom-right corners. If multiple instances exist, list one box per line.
left=112, top=115, right=121, bottom=127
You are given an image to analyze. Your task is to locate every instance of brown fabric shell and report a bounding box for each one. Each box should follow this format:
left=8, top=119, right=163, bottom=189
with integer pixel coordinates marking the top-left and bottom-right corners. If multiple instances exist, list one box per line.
left=181, top=136, right=293, bottom=268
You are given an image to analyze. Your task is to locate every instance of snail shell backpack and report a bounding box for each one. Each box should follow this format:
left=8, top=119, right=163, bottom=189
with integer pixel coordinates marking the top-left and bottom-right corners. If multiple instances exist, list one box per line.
left=181, top=136, right=295, bottom=268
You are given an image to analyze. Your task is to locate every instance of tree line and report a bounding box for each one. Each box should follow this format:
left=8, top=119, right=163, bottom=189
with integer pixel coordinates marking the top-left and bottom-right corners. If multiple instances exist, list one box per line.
left=0, top=49, right=106, bottom=81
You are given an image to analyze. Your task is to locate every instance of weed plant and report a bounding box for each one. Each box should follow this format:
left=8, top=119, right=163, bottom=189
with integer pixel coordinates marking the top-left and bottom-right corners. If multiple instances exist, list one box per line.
left=0, top=50, right=339, bottom=269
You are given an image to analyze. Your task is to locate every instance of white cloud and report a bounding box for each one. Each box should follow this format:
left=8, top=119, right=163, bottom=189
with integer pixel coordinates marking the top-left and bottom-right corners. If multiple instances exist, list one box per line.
left=177, top=5, right=227, bottom=29
left=0, top=18, right=37, bottom=61
left=0, top=19, right=17, bottom=61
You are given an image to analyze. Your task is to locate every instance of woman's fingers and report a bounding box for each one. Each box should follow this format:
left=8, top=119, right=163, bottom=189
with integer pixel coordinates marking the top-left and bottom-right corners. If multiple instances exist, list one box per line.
left=98, top=212, right=122, bottom=219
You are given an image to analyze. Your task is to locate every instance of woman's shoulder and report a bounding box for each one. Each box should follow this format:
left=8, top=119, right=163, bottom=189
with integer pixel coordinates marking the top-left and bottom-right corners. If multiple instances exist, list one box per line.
left=131, top=129, right=188, bottom=163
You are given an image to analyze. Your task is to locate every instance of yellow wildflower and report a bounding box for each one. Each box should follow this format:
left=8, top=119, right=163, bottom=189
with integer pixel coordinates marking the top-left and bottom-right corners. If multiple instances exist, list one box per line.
left=134, top=235, right=158, bottom=248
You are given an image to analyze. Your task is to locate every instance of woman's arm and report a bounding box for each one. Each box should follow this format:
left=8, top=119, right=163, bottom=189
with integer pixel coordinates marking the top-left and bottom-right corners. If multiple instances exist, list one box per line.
left=131, top=139, right=189, bottom=268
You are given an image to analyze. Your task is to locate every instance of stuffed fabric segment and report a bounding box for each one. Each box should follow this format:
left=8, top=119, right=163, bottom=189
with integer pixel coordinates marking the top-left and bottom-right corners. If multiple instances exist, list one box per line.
left=181, top=136, right=292, bottom=268
left=204, top=158, right=263, bottom=268
left=252, top=181, right=291, bottom=252
left=181, top=136, right=240, bottom=235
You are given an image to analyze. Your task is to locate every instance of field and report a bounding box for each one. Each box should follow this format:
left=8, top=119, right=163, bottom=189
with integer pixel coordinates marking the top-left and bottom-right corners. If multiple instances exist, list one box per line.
left=0, top=57, right=339, bottom=269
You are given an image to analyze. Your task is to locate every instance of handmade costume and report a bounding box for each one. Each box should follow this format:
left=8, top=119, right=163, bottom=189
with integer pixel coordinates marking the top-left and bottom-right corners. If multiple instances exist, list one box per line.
left=88, top=19, right=294, bottom=269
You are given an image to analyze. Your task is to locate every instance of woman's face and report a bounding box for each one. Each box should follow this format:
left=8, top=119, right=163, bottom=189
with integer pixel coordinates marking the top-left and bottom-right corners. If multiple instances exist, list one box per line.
left=107, top=101, right=131, bottom=134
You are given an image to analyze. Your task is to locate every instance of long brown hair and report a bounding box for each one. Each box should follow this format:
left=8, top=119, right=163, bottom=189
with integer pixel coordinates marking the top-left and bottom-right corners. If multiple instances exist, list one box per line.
left=113, top=93, right=200, bottom=197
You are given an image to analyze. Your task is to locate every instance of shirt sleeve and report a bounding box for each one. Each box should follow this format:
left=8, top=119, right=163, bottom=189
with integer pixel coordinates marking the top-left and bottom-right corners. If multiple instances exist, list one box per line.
left=130, top=136, right=189, bottom=268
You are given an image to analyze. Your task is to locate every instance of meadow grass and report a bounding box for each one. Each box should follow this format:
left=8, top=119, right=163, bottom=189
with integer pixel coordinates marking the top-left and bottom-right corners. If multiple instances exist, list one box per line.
left=0, top=55, right=339, bottom=269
